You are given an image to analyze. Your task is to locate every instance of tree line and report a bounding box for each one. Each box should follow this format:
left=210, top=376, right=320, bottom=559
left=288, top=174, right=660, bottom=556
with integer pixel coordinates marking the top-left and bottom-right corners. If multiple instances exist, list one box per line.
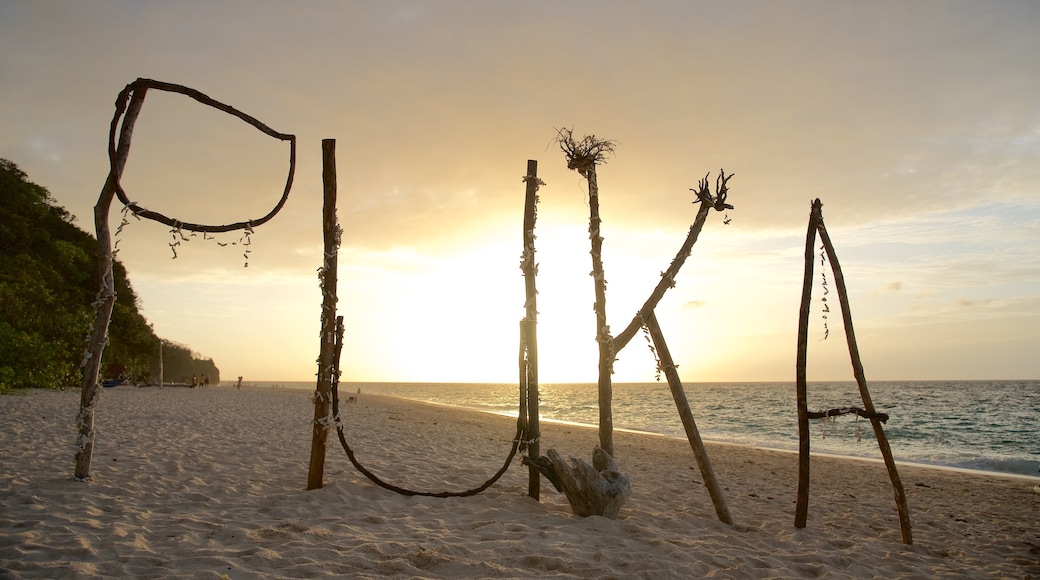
left=0, top=159, right=219, bottom=392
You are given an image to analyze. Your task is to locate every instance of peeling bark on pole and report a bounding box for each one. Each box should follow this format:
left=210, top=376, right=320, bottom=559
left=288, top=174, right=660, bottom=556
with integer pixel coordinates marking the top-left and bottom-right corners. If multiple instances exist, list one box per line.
left=794, top=199, right=821, bottom=528
left=75, top=86, right=149, bottom=481
left=645, top=311, right=732, bottom=525
left=556, top=130, right=620, bottom=458
left=518, top=320, right=531, bottom=494
left=585, top=165, right=614, bottom=457
left=307, top=138, right=339, bottom=490
left=521, top=160, right=542, bottom=500
left=817, top=213, right=913, bottom=545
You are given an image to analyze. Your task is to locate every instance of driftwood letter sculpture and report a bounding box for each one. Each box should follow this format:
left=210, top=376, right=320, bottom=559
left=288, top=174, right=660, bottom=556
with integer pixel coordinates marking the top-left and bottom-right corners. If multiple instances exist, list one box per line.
left=75, top=78, right=296, bottom=481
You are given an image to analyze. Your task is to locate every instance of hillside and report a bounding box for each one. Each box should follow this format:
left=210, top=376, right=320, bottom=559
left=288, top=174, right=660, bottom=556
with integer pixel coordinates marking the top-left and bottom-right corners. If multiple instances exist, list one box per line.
left=0, top=159, right=218, bottom=391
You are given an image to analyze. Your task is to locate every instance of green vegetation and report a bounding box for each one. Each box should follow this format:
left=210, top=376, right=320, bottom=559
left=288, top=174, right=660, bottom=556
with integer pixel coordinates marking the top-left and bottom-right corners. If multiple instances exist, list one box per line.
left=153, top=338, right=220, bottom=387
left=0, top=159, right=219, bottom=393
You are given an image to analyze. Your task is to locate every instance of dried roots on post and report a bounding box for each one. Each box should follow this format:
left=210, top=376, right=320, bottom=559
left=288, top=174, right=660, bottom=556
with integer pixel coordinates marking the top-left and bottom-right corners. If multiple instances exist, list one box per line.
left=556, top=127, right=617, bottom=177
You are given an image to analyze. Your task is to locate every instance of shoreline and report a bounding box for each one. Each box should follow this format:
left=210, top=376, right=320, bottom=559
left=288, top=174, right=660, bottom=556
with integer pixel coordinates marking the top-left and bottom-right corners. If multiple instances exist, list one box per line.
left=130, top=383, right=1040, bottom=480
left=495, top=406, right=1040, bottom=482
left=91, top=383, right=1040, bottom=480
left=3, top=387, right=1038, bottom=577
left=331, top=388, right=1040, bottom=481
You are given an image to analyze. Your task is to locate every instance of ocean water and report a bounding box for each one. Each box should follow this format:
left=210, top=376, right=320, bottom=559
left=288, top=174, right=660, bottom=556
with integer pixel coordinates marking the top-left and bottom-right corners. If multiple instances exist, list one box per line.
left=247, top=380, right=1040, bottom=478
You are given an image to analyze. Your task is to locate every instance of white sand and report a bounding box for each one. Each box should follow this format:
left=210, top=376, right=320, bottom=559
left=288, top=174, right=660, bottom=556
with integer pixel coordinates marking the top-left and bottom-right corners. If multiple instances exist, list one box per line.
left=1, top=386, right=1038, bottom=579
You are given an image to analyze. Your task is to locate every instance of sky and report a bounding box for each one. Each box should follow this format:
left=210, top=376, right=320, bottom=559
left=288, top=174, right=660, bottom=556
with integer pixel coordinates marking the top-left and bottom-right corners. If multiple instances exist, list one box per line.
left=2, top=1, right=1039, bottom=384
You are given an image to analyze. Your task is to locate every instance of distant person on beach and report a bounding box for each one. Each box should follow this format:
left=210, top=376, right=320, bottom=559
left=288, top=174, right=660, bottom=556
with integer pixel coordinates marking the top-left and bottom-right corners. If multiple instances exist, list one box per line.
left=235, top=376, right=243, bottom=390
left=203, top=374, right=210, bottom=388
left=192, top=374, right=197, bottom=388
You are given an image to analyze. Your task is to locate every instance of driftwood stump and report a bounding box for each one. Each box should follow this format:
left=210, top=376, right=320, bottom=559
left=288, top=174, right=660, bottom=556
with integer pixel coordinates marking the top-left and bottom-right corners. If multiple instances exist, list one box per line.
left=546, top=447, right=631, bottom=519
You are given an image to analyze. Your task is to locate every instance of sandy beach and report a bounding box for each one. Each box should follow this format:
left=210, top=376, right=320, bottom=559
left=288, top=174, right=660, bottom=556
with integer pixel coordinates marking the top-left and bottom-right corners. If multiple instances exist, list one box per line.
left=1, top=386, right=1038, bottom=579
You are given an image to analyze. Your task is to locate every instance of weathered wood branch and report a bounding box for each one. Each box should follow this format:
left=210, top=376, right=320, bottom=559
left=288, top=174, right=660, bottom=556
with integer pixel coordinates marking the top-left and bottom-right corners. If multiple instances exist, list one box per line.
left=108, top=78, right=297, bottom=233
left=613, top=200, right=712, bottom=352
left=307, top=138, right=339, bottom=490
left=74, top=85, right=149, bottom=481
left=816, top=206, right=913, bottom=545
left=644, top=311, right=732, bottom=524
left=613, top=171, right=734, bottom=353
left=794, top=199, right=911, bottom=544
left=521, top=159, right=542, bottom=500
left=794, top=199, right=821, bottom=527
left=806, top=406, right=888, bottom=423
left=558, top=128, right=616, bottom=457
left=586, top=164, right=615, bottom=457
left=545, top=447, right=631, bottom=519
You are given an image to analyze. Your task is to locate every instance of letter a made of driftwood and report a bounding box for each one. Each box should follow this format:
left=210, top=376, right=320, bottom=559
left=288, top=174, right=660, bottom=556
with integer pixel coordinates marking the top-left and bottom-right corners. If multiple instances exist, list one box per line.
left=544, top=447, right=631, bottom=519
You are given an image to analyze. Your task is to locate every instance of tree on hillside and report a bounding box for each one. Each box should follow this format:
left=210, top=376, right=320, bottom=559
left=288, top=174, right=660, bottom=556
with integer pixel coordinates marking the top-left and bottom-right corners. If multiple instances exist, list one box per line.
left=0, top=159, right=217, bottom=391
left=149, top=340, right=220, bottom=385
left=1, top=159, right=97, bottom=389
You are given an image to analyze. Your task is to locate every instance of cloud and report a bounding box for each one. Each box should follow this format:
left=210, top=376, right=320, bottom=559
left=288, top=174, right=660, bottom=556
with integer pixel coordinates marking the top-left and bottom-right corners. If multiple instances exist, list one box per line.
left=955, top=299, right=994, bottom=309
left=868, top=281, right=903, bottom=299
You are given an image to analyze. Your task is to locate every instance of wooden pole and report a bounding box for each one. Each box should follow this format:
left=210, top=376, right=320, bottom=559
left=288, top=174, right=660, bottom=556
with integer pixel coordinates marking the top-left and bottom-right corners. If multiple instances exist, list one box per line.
left=586, top=164, right=614, bottom=457
left=556, top=130, right=618, bottom=457
left=794, top=199, right=821, bottom=527
left=75, top=84, right=149, bottom=481
left=521, top=160, right=541, bottom=500
left=644, top=311, right=732, bottom=524
left=307, top=138, right=339, bottom=490
left=816, top=212, right=913, bottom=545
